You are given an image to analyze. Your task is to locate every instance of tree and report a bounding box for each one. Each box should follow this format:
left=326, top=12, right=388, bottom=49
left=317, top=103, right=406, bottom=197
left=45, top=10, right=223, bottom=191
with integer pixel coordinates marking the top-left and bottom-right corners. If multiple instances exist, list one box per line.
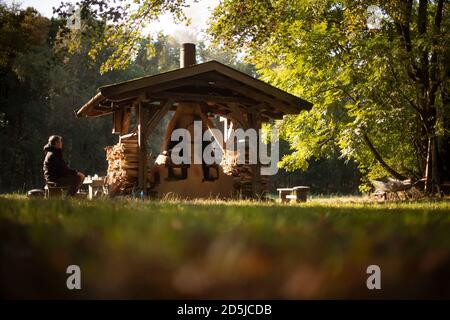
left=54, top=0, right=192, bottom=74
left=0, top=2, right=194, bottom=192
left=0, top=3, right=53, bottom=191
left=208, top=0, right=449, bottom=192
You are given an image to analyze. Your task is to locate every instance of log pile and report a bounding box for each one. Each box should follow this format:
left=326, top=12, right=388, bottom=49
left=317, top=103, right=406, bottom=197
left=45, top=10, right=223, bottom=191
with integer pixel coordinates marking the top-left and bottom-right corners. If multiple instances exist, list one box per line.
left=105, top=136, right=140, bottom=195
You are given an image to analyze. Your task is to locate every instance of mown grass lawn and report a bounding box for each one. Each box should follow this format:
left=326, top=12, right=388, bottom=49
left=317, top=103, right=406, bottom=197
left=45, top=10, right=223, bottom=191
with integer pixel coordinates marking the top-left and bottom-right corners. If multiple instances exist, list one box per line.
left=0, top=195, right=449, bottom=299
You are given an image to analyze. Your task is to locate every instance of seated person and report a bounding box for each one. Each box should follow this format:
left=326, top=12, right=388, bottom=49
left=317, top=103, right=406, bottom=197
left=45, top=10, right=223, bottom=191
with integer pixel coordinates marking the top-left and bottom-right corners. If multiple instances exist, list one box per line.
left=43, top=135, right=85, bottom=197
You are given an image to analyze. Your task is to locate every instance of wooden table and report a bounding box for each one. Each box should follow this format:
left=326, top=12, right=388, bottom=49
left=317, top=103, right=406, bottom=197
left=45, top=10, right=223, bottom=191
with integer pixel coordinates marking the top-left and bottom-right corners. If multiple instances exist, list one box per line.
left=82, top=177, right=107, bottom=199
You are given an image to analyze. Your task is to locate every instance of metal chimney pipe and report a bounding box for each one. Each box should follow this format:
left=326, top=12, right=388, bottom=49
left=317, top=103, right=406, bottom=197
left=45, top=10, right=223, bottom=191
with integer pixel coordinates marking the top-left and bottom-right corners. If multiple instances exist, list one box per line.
left=180, top=43, right=196, bottom=68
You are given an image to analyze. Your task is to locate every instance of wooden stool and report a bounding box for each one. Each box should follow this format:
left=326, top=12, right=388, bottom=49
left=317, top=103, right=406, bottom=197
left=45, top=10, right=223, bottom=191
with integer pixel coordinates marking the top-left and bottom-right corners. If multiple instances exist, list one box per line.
left=277, top=188, right=293, bottom=203
left=44, top=182, right=69, bottom=199
left=292, top=186, right=310, bottom=202
left=277, top=186, right=310, bottom=203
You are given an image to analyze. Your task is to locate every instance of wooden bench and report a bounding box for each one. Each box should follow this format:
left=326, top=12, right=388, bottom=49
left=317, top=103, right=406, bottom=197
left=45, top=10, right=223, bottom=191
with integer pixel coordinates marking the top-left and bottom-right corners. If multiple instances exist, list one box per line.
left=277, top=186, right=310, bottom=203
left=44, top=182, right=69, bottom=199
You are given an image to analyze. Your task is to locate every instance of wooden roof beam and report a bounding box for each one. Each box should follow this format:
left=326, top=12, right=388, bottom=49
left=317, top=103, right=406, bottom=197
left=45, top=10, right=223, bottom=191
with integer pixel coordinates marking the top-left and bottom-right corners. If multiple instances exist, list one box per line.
left=226, top=102, right=249, bottom=129
left=207, top=76, right=297, bottom=114
left=105, top=79, right=213, bottom=102
left=145, top=99, right=174, bottom=136
left=76, top=92, right=105, bottom=117
left=147, top=92, right=256, bottom=105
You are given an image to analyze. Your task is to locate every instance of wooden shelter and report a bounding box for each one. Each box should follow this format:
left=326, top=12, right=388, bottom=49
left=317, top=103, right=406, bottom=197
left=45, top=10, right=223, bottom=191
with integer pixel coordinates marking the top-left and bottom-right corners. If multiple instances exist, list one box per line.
left=76, top=44, right=312, bottom=199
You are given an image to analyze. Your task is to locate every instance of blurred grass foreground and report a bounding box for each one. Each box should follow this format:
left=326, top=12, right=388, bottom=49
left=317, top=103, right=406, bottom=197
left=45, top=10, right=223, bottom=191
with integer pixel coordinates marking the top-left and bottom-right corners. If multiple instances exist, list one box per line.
left=0, top=195, right=449, bottom=299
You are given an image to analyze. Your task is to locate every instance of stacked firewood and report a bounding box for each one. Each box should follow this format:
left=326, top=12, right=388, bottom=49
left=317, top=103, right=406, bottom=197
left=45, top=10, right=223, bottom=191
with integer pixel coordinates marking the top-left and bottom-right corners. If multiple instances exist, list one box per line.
left=105, top=137, right=140, bottom=195
left=220, top=150, right=239, bottom=176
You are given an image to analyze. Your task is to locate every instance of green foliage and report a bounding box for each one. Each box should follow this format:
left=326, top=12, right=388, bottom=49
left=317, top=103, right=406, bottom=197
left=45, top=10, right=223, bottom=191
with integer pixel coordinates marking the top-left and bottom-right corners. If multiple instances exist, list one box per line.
left=0, top=4, right=53, bottom=191
left=5, top=1, right=447, bottom=194
left=208, top=0, right=450, bottom=190
left=54, top=0, right=191, bottom=74
left=196, top=41, right=257, bottom=77
left=0, top=3, right=188, bottom=192
left=0, top=2, right=263, bottom=193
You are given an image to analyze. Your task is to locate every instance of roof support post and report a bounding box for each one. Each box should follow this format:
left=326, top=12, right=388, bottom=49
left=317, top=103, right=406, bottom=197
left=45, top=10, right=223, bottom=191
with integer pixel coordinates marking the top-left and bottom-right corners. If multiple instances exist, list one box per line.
left=138, top=100, right=150, bottom=193
left=248, top=111, right=262, bottom=198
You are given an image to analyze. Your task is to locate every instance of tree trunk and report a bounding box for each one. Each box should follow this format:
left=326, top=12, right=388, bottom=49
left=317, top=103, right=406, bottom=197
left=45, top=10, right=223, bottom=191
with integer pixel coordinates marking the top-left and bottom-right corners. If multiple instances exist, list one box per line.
left=438, top=88, right=450, bottom=182
left=362, top=133, right=406, bottom=180
left=424, top=135, right=432, bottom=192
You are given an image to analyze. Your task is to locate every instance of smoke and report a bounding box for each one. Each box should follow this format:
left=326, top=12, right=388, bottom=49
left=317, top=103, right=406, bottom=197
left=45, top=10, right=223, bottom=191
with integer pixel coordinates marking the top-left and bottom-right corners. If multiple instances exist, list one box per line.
left=172, top=28, right=198, bottom=44
left=171, top=0, right=219, bottom=44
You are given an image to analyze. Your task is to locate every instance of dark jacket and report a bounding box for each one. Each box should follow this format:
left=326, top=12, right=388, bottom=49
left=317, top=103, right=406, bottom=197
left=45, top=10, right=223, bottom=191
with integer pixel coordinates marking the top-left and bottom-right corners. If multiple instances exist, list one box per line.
left=43, top=145, right=77, bottom=182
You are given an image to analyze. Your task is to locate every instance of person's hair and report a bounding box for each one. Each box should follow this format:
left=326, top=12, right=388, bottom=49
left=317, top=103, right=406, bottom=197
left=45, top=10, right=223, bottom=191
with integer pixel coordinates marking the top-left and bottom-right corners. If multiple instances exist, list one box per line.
left=48, top=135, right=62, bottom=146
